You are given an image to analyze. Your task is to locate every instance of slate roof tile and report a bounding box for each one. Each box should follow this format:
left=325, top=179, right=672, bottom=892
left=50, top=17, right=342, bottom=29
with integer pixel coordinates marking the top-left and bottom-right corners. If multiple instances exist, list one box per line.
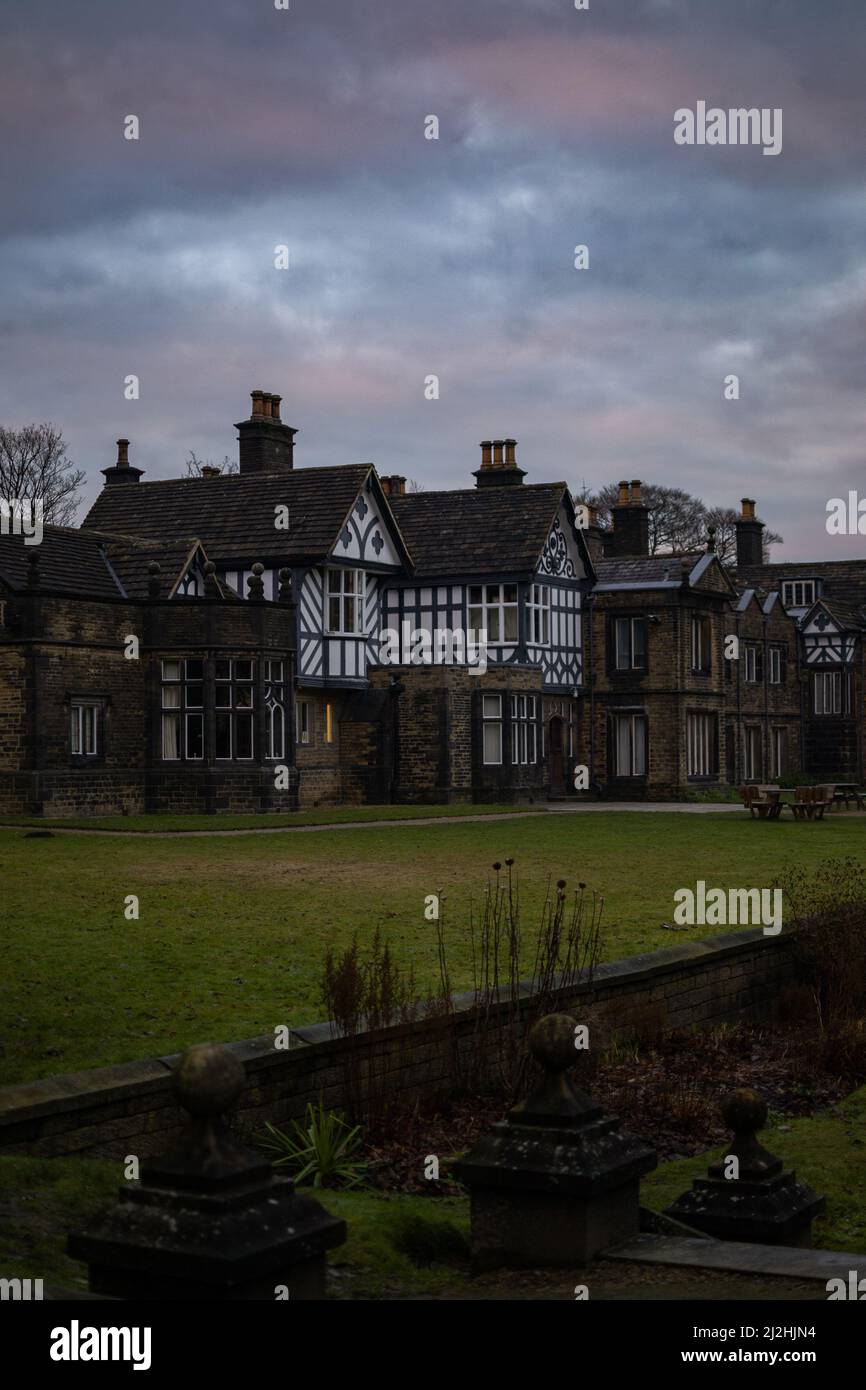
left=82, top=466, right=379, bottom=567
left=389, top=483, right=569, bottom=578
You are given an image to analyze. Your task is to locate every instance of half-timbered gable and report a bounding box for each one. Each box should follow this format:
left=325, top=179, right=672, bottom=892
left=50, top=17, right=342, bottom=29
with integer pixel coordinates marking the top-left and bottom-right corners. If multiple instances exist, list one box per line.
left=800, top=598, right=860, bottom=668
left=385, top=481, right=592, bottom=688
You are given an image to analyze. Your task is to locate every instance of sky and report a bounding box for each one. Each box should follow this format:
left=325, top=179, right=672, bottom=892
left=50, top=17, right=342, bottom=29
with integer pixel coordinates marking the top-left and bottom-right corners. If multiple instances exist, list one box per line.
left=1, top=0, right=865, bottom=558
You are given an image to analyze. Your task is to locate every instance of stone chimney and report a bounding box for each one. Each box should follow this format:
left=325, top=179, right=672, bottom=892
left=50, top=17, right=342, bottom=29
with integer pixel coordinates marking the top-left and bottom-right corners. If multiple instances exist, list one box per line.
left=605, top=479, right=649, bottom=557
left=474, top=438, right=526, bottom=489
left=735, top=498, right=764, bottom=569
left=235, top=389, right=297, bottom=475
left=380, top=475, right=407, bottom=497
left=101, top=438, right=144, bottom=486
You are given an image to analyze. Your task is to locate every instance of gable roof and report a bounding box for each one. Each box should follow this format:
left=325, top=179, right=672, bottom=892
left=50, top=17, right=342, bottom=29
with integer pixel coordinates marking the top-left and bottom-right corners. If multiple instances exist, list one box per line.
left=0, top=526, right=123, bottom=598
left=389, top=482, right=588, bottom=580
left=802, top=595, right=866, bottom=631
left=0, top=526, right=232, bottom=601
left=82, top=466, right=412, bottom=570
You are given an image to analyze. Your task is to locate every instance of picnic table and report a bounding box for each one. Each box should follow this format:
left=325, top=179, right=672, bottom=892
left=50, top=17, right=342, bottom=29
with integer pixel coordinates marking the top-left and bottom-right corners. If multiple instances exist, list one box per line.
left=829, top=782, right=866, bottom=811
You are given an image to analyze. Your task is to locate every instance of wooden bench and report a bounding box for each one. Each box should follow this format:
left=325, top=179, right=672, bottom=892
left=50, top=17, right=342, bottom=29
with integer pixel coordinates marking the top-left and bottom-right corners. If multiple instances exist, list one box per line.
left=791, top=785, right=834, bottom=820
left=739, top=785, right=775, bottom=819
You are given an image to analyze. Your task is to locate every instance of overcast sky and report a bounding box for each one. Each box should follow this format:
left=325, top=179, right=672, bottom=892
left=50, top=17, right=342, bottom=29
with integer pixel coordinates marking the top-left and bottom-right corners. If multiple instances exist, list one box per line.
left=1, top=0, right=865, bottom=557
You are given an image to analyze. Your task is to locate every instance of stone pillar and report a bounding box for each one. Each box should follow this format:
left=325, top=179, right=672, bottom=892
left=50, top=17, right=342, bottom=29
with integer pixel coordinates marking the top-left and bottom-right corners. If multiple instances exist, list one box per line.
left=453, top=1014, right=657, bottom=1269
left=664, top=1088, right=824, bottom=1247
left=68, top=1044, right=346, bottom=1299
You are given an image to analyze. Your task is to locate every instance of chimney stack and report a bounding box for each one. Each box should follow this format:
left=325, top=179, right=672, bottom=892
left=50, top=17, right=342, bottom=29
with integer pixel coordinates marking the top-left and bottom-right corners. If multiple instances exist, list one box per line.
left=474, top=437, right=526, bottom=489
left=101, top=437, right=144, bottom=487
left=735, top=497, right=764, bottom=569
left=605, top=479, right=649, bottom=557
left=380, top=475, right=406, bottom=497
left=235, top=388, right=297, bottom=475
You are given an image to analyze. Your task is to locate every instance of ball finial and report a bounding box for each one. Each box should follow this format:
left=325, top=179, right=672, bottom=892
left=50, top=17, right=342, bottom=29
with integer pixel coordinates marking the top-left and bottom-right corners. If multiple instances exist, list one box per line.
left=528, top=1013, right=577, bottom=1073
left=172, top=1043, right=245, bottom=1119
left=721, top=1087, right=767, bottom=1135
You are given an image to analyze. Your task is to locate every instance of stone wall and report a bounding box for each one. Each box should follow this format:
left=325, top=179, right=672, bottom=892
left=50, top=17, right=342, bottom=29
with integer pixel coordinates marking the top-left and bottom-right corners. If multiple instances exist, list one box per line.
left=0, top=927, right=794, bottom=1160
left=0, top=590, right=297, bottom=816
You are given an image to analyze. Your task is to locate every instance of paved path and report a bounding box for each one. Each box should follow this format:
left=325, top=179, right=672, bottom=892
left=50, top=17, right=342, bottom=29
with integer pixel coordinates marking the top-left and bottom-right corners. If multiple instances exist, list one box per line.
left=7, top=802, right=746, bottom=839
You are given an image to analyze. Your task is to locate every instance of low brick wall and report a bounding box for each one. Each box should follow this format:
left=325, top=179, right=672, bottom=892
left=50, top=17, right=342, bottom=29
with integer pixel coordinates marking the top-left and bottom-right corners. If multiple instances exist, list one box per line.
left=0, top=927, right=794, bottom=1160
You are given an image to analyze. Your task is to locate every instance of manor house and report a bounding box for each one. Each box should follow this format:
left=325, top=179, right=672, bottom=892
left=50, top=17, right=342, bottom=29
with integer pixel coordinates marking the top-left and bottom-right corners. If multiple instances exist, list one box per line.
left=0, top=390, right=862, bottom=816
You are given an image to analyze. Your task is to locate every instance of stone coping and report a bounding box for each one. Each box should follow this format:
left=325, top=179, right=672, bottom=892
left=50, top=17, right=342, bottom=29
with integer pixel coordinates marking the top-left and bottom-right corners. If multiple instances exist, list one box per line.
left=605, top=1235, right=866, bottom=1285
left=0, top=927, right=785, bottom=1131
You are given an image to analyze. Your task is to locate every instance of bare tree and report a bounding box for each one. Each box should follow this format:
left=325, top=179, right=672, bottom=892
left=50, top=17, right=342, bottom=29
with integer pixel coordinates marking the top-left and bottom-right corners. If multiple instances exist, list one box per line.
left=184, top=451, right=238, bottom=477
left=574, top=481, right=783, bottom=562
left=0, top=424, right=85, bottom=526
left=704, top=506, right=783, bottom=565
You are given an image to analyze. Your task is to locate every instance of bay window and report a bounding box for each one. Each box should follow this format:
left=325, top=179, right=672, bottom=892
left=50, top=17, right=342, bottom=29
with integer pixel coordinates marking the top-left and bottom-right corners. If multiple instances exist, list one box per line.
left=162, top=659, right=204, bottom=761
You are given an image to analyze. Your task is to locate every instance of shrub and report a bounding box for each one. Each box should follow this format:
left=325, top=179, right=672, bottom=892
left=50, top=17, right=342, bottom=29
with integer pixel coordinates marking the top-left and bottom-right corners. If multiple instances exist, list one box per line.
left=258, top=1102, right=367, bottom=1189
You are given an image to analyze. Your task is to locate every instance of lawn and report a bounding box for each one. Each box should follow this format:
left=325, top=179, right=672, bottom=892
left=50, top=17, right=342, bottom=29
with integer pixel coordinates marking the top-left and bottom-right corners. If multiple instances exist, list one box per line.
left=0, top=802, right=546, bottom=833
left=0, top=811, right=862, bottom=1085
left=1, top=1085, right=863, bottom=1297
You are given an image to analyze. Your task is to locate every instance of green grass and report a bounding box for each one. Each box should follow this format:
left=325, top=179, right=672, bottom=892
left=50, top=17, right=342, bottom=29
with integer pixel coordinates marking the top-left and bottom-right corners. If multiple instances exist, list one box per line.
left=3, top=1087, right=864, bottom=1296
left=0, top=802, right=546, bottom=833
left=1, top=811, right=862, bottom=1085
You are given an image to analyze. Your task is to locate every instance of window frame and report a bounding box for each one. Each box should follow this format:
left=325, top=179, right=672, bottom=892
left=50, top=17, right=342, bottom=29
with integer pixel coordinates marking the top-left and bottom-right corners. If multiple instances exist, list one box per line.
left=782, top=579, right=817, bottom=609
left=527, top=584, right=551, bottom=647
left=690, top=615, right=712, bottom=674
left=468, top=584, right=519, bottom=647
left=70, top=701, right=100, bottom=758
left=296, top=698, right=313, bottom=746
left=612, top=711, right=648, bottom=778
left=613, top=615, right=647, bottom=672
left=325, top=568, right=366, bottom=636
left=481, top=693, right=503, bottom=766
left=686, top=711, right=717, bottom=779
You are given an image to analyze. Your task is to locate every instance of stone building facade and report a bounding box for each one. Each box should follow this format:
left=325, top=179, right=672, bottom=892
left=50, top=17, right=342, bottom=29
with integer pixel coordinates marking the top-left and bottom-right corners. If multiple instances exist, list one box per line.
left=0, top=390, right=863, bottom=815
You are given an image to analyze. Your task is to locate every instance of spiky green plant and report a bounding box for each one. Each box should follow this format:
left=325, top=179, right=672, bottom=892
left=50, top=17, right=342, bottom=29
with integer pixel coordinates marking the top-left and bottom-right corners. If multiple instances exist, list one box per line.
left=258, top=1102, right=367, bottom=1189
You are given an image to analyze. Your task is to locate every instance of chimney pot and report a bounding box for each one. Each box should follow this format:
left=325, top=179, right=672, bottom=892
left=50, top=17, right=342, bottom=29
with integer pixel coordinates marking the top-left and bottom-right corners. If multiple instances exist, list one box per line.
left=250, top=390, right=265, bottom=417
left=380, top=474, right=406, bottom=497
left=630, top=479, right=642, bottom=504
left=492, top=440, right=504, bottom=466
left=741, top=497, right=756, bottom=520
left=617, top=480, right=629, bottom=506
left=116, top=438, right=130, bottom=467
left=480, top=441, right=493, bottom=468
left=271, top=394, right=282, bottom=422
left=504, top=439, right=517, bottom=467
